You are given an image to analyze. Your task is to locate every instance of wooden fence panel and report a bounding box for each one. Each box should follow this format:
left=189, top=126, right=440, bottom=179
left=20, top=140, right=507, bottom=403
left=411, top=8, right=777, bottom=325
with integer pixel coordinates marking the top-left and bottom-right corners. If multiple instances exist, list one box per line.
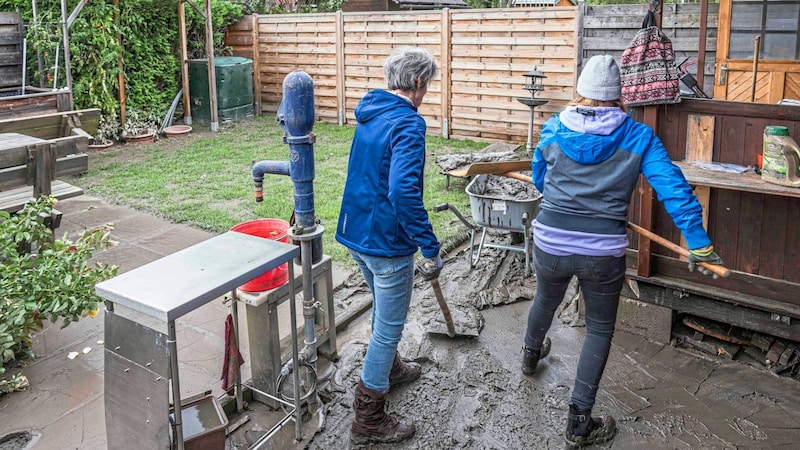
left=448, top=7, right=576, bottom=141
left=255, top=14, right=339, bottom=122
left=342, top=12, right=445, bottom=136
left=225, top=4, right=718, bottom=142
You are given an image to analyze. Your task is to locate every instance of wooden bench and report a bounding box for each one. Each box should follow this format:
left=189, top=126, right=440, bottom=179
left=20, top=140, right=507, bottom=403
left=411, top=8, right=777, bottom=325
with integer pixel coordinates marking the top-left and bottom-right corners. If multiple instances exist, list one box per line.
left=0, top=108, right=99, bottom=228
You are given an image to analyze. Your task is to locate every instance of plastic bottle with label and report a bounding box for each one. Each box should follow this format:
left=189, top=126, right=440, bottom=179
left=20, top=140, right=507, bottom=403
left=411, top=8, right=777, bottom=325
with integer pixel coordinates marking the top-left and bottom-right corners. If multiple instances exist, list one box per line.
left=762, top=126, right=800, bottom=188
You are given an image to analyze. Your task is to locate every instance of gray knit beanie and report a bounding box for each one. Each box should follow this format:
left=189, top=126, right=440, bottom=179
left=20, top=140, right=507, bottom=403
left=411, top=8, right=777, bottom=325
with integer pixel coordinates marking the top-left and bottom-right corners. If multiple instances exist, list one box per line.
left=576, top=55, right=621, bottom=101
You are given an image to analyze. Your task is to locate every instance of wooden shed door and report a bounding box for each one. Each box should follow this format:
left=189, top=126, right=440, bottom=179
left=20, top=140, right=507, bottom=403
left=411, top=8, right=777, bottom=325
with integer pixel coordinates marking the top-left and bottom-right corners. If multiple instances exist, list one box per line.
left=713, top=0, right=800, bottom=103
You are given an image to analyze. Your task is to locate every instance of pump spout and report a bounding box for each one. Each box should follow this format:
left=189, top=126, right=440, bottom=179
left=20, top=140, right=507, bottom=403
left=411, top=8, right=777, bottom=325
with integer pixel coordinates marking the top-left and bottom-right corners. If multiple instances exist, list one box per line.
left=252, top=160, right=290, bottom=202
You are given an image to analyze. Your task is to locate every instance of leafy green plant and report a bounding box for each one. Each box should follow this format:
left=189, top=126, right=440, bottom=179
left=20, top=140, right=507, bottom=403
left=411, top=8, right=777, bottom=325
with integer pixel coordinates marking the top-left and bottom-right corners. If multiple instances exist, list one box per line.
left=0, top=197, right=118, bottom=380
left=96, top=113, right=122, bottom=143
left=185, top=0, right=245, bottom=59
left=121, top=107, right=160, bottom=138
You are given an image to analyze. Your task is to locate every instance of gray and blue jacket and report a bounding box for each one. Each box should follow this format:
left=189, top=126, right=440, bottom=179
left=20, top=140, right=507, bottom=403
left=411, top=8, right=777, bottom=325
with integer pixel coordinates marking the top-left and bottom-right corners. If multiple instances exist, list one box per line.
left=532, top=106, right=711, bottom=257
left=336, top=89, right=440, bottom=259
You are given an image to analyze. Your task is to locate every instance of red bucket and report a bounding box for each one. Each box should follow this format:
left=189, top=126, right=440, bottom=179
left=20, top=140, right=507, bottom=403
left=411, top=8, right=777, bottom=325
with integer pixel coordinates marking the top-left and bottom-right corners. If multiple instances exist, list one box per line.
left=230, top=219, right=290, bottom=292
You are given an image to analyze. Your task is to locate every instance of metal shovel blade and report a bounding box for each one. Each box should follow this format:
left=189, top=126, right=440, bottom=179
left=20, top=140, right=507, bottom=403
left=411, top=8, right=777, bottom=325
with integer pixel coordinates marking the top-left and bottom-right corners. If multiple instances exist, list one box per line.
left=425, top=278, right=481, bottom=338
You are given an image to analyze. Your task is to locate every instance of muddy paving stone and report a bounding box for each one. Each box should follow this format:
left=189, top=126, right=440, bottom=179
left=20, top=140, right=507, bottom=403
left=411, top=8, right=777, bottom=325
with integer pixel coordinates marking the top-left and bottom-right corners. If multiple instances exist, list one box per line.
left=293, top=236, right=800, bottom=449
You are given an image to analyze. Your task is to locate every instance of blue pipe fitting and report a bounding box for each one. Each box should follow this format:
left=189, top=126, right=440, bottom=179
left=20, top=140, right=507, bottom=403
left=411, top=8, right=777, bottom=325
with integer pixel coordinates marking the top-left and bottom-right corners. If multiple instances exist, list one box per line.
left=252, top=160, right=290, bottom=202
left=276, top=70, right=317, bottom=233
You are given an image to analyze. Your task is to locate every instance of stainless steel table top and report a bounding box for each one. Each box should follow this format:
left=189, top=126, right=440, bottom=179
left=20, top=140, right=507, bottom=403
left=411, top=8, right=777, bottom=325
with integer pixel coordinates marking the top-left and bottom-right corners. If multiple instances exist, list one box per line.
left=95, top=231, right=299, bottom=322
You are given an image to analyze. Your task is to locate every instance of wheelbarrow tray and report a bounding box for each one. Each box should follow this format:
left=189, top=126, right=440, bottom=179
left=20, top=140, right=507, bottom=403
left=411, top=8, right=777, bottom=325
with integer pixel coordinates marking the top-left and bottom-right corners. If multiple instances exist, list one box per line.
left=466, top=173, right=542, bottom=232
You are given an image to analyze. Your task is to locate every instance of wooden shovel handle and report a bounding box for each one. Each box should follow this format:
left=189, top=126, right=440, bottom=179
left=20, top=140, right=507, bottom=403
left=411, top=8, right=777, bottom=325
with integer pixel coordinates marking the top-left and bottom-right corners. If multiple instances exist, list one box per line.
left=502, top=171, right=533, bottom=184
left=627, top=222, right=731, bottom=278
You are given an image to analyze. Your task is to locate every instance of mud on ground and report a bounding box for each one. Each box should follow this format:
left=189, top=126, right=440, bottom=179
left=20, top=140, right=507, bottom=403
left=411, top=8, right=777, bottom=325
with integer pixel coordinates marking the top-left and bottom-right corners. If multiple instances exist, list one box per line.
left=294, top=229, right=800, bottom=449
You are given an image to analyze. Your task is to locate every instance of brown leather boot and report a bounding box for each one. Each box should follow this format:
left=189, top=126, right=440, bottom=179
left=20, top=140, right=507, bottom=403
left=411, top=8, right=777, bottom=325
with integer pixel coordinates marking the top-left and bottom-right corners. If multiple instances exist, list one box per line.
left=351, top=379, right=416, bottom=445
left=389, top=352, right=421, bottom=388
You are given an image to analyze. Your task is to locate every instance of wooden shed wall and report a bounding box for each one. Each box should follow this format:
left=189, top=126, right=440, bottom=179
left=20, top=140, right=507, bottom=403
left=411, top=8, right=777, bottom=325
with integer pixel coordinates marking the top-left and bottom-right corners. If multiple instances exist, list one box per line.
left=340, top=0, right=390, bottom=12
left=579, top=2, right=718, bottom=94
left=0, top=12, right=23, bottom=89
left=226, top=4, right=719, bottom=142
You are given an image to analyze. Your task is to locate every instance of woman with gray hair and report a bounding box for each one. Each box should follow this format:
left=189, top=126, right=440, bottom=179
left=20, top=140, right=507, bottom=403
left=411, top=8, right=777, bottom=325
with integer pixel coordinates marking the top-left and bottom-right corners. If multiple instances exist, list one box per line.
left=335, top=47, right=442, bottom=445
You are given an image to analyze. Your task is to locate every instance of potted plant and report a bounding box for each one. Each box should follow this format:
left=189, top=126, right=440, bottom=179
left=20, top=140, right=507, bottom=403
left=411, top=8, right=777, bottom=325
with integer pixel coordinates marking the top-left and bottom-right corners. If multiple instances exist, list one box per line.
left=0, top=197, right=118, bottom=393
left=88, top=114, right=119, bottom=149
left=121, top=108, right=160, bottom=144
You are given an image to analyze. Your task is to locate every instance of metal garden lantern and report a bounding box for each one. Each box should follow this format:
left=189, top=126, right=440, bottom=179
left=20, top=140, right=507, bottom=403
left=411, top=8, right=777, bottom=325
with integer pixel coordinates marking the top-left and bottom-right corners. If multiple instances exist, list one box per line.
left=515, top=67, right=549, bottom=152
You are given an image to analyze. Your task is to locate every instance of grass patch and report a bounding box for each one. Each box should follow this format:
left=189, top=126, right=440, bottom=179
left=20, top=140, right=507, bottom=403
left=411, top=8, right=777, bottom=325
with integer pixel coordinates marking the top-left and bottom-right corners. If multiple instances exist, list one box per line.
left=70, top=116, right=496, bottom=266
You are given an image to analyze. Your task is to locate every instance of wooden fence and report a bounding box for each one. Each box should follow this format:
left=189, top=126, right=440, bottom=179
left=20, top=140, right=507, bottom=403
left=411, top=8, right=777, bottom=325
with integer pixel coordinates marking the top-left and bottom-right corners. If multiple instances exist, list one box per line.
left=225, top=3, right=718, bottom=142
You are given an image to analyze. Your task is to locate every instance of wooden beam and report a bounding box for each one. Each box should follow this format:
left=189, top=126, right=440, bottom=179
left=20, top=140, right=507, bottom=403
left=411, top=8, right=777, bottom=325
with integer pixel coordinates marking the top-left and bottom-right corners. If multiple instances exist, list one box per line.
left=697, top=0, right=708, bottom=91
left=682, top=114, right=715, bottom=250
left=205, top=0, right=219, bottom=131
left=440, top=8, right=451, bottom=138
left=251, top=15, right=261, bottom=116
left=336, top=11, right=345, bottom=126
left=713, top=0, right=733, bottom=99
left=179, top=0, right=191, bottom=125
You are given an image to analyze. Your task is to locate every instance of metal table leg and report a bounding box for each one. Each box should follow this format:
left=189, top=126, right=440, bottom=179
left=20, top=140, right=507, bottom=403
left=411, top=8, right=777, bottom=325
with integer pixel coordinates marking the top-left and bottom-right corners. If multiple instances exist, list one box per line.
left=287, top=263, right=303, bottom=441
left=168, top=320, right=184, bottom=450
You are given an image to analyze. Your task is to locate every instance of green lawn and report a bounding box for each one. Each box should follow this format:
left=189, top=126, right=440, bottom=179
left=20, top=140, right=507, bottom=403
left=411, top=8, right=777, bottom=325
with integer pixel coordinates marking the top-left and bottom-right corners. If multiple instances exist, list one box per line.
left=70, top=116, right=502, bottom=266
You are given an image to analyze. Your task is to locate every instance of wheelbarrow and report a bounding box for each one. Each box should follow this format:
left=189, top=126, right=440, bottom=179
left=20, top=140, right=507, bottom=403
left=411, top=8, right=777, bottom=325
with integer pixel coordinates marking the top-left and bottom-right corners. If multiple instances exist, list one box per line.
left=434, top=173, right=543, bottom=277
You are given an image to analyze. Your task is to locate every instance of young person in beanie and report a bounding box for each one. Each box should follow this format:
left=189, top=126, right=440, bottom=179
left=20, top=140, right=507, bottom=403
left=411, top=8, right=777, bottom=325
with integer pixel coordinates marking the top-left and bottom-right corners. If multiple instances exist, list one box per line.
left=520, top=54, right=725, bottom=448
left=336, top=47, right=442, bottom=446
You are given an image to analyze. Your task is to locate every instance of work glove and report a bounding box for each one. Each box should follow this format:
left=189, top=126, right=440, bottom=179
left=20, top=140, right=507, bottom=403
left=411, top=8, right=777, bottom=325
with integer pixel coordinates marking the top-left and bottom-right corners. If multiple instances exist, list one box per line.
left=416, top=254, right=443, bottom=281
left=688, top=245, right=725, bottom=279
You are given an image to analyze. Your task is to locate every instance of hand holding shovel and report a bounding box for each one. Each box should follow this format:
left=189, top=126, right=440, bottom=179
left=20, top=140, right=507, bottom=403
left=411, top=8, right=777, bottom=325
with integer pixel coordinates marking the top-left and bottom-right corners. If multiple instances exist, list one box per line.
left=416, top=256, right=456, bottom=338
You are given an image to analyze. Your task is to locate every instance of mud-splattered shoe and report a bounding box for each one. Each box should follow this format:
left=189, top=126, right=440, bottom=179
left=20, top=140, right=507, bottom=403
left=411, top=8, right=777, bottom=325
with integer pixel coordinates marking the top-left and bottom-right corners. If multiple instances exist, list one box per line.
left=564, top=404, right=616, bottom=448
left=521, top=336, right=551, bottom=375
left=389, top=352, right=421, bottom=388
left=351, top=379, right=416, bottom=445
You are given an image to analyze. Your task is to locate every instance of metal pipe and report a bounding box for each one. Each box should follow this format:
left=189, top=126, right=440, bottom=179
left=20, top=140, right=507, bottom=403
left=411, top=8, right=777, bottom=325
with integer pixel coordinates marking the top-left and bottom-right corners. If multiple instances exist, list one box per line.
left=277, top=70, right=317, bottom=233
left=21, top=38, right=26, bottom=95
left=251, top=70, right=321, bottom=410
left=168, top=320, right=185, bottom=450
left=52, top=44, right=59, bottom=90
left=252, top=160, right=290, bottom=202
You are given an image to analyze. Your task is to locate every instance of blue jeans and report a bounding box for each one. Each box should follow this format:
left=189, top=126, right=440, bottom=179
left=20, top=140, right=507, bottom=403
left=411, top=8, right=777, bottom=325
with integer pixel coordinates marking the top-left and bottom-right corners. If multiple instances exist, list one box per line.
left=525, top=244, right=625, bottom=411
left=348, top=249, right=415, bottom=394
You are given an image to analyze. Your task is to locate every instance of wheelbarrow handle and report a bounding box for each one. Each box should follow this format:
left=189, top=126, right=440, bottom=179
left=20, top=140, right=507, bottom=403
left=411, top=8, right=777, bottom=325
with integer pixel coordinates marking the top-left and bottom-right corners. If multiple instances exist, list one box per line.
left=433, top=202, right=478, bottom=230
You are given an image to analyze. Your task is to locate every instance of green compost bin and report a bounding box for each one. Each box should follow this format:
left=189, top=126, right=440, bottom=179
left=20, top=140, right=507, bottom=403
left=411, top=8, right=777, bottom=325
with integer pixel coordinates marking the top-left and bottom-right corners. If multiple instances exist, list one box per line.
left=187, top=56, right=254, bottom=125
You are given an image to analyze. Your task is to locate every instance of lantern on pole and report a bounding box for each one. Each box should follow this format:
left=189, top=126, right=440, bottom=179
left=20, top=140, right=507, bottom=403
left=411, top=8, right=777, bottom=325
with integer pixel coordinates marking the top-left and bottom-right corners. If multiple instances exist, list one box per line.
left=515, top=67, right=549, bottom=153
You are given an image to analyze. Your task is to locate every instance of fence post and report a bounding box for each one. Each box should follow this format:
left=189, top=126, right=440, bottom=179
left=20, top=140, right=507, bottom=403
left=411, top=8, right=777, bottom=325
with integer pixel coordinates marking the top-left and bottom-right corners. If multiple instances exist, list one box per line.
left=252, top=14, right=261, bottom=115
left=336, top=11, right=345, bottom=126
left=440, top=8, right=451, bottom=139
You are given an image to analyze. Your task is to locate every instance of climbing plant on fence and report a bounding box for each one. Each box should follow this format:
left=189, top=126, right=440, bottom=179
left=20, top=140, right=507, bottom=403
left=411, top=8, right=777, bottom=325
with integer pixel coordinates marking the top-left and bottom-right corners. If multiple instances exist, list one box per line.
left=0, top=0, right=243, bottom=134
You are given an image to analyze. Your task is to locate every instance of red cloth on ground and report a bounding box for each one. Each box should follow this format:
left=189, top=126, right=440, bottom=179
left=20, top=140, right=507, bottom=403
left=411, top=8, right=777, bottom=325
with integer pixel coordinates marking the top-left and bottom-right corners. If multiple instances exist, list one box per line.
left=221, top=313, right=244, bottom=396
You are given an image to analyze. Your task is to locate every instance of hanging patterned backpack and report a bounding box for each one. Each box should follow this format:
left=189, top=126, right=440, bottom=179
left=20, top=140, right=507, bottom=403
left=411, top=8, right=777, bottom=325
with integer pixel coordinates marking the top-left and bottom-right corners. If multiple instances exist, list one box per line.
left=620, top=10, right=682, bottom=107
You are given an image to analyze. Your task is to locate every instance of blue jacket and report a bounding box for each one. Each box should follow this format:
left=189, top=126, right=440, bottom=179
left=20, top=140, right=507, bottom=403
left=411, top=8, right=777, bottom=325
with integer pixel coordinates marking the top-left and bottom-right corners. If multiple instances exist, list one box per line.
left=336, top=90, right=440, bottom=258
left=533, top=107, right=711, bottom=250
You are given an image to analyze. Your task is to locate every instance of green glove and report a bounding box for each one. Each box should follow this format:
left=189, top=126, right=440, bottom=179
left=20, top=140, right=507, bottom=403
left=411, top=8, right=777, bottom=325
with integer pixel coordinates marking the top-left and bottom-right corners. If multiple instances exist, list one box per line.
left=688, top=245, right=725, bottom=279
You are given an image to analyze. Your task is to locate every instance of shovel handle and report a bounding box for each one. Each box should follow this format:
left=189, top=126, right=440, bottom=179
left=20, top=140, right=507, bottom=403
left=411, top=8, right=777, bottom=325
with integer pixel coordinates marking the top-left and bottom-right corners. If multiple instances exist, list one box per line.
left=627, top=222, right=731, bottom=278
left=502, top=171, right=533, bottom=184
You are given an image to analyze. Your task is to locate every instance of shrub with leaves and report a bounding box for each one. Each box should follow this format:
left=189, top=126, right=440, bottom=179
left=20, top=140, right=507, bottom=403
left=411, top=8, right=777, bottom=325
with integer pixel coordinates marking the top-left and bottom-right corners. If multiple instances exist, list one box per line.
left=0, top=197, right=118, bottom=381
